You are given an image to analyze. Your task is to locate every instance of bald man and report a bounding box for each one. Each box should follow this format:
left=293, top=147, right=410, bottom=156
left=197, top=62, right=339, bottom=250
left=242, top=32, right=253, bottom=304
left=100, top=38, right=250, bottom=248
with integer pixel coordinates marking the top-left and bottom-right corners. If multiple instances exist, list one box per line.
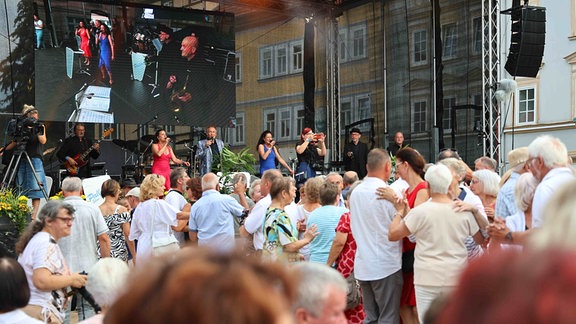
left=164, top=34, right=217, bottom=123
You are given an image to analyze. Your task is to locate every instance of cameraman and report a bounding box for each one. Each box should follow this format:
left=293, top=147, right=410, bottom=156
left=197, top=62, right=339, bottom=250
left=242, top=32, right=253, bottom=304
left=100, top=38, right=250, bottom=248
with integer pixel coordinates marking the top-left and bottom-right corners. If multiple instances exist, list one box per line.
left=5, top=105, right=47, bottom=221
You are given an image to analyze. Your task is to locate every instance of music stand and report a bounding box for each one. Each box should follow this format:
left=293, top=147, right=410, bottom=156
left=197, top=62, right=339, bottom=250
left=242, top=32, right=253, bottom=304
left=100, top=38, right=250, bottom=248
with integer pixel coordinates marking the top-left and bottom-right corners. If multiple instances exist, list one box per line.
left=66, top=47, right=90, bottom=79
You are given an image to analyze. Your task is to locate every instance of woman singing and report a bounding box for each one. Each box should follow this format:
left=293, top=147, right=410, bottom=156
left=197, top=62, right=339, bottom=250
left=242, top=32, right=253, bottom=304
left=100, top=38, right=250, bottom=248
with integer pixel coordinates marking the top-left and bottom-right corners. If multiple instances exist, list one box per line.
left=295, top=128, right=326, bottom=184
left=97, top=23, right=114, bottom=85
left=151, top=129, right=190, bottom=189
left=75, top=20, right=91, bottom=65
left=257, top=130, right=293, bottom=176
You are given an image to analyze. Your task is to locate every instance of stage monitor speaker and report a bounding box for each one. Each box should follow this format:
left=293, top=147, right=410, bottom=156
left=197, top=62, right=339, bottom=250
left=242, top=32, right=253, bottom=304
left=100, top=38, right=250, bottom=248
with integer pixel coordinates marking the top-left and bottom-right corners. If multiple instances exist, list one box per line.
left=504, top=6, right=546, bottom=78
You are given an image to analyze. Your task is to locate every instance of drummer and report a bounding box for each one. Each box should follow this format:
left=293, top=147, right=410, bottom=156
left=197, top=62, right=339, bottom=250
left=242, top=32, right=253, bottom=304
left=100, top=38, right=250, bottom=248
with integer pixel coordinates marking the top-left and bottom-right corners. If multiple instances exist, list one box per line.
left=57, top=123, right=100, bottom=179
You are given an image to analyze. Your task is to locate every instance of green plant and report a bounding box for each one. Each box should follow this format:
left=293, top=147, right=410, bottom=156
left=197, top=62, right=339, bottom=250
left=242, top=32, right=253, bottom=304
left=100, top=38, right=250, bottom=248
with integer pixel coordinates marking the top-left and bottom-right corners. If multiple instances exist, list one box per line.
left=213, top=147, right=257, bottom=194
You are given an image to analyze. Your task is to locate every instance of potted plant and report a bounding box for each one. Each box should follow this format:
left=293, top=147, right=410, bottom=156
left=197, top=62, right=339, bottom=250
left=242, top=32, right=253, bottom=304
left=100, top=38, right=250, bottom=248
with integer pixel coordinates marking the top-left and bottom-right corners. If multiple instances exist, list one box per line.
left=0, top=189, right=31, bottom=256
left=213, top=147, right=256, bottom=194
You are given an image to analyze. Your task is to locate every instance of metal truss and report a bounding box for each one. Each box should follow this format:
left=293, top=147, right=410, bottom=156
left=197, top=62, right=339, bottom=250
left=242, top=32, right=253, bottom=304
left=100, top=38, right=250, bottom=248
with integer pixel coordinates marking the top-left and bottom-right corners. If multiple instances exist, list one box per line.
left=325, top=15, right=341, bottom=163
left=482, top=0, right=501, bottom=164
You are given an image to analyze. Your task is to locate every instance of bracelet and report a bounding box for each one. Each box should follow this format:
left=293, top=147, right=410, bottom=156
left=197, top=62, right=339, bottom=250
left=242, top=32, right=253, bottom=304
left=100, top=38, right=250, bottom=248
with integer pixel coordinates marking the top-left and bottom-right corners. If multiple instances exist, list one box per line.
left=504, top=231, right=513, bottom=242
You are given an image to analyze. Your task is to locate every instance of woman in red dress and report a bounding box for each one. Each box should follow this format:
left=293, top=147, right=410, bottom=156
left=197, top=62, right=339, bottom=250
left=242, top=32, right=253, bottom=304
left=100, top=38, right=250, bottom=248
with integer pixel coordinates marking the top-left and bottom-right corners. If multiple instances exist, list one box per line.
left=76, top=20, right=91, bottom=65
left=378, top=147, right=429, bottom=324
left=151, top=129, right=190, bottom=189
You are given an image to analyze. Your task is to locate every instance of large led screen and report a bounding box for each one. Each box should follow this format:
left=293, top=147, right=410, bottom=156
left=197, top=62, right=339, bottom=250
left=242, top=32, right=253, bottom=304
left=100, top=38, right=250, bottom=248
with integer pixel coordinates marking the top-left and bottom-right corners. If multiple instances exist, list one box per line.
left=35, top=0, right=235, bottom=127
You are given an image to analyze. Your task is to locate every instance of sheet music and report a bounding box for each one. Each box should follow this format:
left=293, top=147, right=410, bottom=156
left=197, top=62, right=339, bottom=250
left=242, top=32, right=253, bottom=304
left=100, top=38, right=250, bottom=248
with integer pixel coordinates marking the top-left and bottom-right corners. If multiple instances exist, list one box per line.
left=77, top=109, right=114, bottom=123
left=85, top=86, right=111, bottom=98
left=80, top=96, right=111, bottom=112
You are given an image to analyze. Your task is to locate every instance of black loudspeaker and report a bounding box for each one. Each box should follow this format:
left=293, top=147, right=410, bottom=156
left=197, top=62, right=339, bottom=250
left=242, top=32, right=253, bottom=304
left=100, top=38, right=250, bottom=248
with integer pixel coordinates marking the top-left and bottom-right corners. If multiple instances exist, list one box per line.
left=505, top=6, right=546, bottom=78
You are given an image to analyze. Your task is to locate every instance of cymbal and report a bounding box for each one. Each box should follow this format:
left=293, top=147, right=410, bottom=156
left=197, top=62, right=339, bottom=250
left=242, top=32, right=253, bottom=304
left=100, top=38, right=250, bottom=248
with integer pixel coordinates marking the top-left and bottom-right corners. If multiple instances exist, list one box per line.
left=112, top=139, right=128, bottom=149
left=141, top=135, right=155, bottom=142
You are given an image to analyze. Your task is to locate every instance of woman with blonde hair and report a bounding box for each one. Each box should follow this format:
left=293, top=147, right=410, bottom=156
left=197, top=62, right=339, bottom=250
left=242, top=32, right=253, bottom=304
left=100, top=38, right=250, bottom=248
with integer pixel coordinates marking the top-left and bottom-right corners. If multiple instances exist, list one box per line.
left=129, top=174, right=187, bottom=263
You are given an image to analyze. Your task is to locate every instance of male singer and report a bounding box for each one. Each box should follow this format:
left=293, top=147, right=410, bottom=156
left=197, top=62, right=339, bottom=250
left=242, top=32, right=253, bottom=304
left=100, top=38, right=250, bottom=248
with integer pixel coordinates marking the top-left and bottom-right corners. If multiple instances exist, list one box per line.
left=196, top=125, right=224, bottom=176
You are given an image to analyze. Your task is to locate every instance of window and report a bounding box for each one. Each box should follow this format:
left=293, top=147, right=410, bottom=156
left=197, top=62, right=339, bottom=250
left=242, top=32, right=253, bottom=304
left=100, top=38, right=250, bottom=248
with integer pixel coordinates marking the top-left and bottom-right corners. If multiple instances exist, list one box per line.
left=413, top=29, right=427, bottom=64
left=262, top=105, right=303, bottom=141
left=225, top=112, right=245, bottom=146
left=341, top=98, right=352, bottom=130
left=275, top=44, right=288, bottom=76
left=295, top=106, right=305, bottom=135
left=338, top=30, right=348, bottom=62
left=290, top=40, right=303, bottom=73
left=235, top=53, right=242, bottom=83
left=264, top=109, right=276, bottom=133
left=412, top=100, right=427, bottom=133
left=350, top=24, right=366, bottom=59
left=278, top=108, right=292, bottom=140
left=259, top=47, right=273, bottom=79
left=472, top=17, right=482, bottom=54
left=443, top=97, right=456, bottom=131
left=442, top=23, right=457, bottom=59
left=259, top=40, right=304, bottom=79
left=340, top=94, right=371, bottom=132
left=517, top=87, right=536, bottom=124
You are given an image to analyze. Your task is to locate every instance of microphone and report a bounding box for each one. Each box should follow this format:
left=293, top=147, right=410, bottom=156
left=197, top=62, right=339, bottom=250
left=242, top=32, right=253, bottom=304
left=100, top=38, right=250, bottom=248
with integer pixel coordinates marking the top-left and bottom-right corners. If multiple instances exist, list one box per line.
left=153, top=115, right=158, bottom=120
left=174, top=116, right=180, bottom=124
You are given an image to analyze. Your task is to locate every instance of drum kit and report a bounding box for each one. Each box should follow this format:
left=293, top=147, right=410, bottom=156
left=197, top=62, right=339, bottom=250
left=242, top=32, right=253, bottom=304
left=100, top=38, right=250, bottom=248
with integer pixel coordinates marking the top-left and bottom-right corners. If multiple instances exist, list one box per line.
left=113, top=135, right=155, bottom=181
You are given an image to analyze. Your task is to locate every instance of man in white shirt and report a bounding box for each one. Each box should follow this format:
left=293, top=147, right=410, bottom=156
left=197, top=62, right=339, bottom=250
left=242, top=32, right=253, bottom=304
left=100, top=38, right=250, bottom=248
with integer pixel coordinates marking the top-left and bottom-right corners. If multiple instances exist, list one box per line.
left=240, top=169, right=282, bottom=251
left=350, top=148, right=402, bottom=323
left=164, top=167, right=190, bottom=246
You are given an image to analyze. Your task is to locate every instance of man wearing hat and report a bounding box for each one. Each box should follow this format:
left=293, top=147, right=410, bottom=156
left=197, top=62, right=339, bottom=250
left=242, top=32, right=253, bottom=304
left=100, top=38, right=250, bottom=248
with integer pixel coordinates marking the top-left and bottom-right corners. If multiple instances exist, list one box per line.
left=157, top=25, right=180, bottom=90
left=343, top=127, right=368, bottom=179
left=495, top=147, right=529, bottom=219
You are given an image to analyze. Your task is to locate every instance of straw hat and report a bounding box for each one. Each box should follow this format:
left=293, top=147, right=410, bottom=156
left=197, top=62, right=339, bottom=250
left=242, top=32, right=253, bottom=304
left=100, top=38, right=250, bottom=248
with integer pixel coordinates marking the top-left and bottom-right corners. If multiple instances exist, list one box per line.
left=508, top=147, right=529, bottom=169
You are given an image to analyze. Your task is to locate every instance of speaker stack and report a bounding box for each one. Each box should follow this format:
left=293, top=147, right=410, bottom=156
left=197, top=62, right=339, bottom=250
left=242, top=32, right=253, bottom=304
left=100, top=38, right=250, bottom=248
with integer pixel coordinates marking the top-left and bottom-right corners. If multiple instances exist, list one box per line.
left=504, top=6, right=546, bottom=78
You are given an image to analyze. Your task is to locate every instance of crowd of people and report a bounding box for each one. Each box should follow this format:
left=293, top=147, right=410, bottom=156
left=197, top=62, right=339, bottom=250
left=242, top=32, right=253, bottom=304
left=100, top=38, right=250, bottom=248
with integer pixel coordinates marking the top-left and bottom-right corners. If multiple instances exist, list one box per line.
left=2, top=125, right=576, bottom=324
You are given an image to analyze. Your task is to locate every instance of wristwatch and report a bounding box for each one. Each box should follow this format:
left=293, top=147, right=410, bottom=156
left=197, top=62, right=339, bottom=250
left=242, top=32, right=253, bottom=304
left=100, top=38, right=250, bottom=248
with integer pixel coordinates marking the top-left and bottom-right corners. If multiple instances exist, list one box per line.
left=504, top=231, right=513, bottom=242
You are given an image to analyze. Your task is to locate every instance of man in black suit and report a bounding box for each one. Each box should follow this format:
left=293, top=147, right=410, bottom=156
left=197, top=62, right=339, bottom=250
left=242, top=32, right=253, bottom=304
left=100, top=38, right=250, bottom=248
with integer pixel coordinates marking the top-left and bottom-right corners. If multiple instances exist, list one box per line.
left=57, top=123, right=100, bottom=179
left=343, top=127, right=368, bottom=179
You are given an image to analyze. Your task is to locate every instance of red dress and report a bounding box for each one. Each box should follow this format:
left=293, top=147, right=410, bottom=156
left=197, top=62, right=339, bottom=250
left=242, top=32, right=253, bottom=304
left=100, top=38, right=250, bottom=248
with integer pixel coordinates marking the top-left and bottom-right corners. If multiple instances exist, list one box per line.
left=335, top=212, right=366, bottom=324
left=400, top=181, right=427, bottom=307
left=152, top=144, right=172, bottom=189
left=77, top=28, right=92, bottom=59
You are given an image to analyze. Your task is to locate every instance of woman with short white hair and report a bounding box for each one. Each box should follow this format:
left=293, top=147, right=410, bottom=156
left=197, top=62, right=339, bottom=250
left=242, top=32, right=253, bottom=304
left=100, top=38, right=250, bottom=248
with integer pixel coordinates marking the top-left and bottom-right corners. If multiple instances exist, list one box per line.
left=78, top=258, right=129, bottom=324
left=389, top=164, right=485, bottom=323
left=470, top=169, right=501, bottom=222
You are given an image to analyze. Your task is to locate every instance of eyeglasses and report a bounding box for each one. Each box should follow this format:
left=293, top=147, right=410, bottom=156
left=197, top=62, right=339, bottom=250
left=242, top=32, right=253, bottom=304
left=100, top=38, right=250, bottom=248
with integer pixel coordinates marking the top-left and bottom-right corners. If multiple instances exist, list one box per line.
left=470, top=179, right=480, bottom=184
left=56, top=216, right=75, bottom=224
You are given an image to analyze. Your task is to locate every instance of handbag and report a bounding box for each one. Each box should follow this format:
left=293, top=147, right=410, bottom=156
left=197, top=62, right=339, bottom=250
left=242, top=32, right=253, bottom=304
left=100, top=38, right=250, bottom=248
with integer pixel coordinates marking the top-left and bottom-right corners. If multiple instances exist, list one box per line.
left=345, top=271, right=362, bottom=310
left=150, top=200, right=178, bottom=249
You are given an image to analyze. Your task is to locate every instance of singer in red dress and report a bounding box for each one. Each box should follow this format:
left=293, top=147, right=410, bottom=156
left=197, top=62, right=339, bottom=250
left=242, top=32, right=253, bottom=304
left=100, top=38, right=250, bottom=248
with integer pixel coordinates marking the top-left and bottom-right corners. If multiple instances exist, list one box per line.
left=151, top=129, right=190, bottom=189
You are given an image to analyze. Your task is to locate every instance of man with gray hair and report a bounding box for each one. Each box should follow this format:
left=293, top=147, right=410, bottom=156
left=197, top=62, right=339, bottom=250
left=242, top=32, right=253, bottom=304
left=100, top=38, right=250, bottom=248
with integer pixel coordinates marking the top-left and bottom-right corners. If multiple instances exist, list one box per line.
left=350, top=148, right=402, bottom=323
left=189, top=172, right=245, bottom=251
left=165, top=167, right=191, bottom=246
left=474, top=156, right=498, bottom=171
left=57, top=177, right=110, bottom=323
left=293, top=262, right=347, bottom=324
left=526, top=135, right=574, bottom=228
left=341, top=171, right=358, bottom=203
left=326, top=172, right=345, bottom=207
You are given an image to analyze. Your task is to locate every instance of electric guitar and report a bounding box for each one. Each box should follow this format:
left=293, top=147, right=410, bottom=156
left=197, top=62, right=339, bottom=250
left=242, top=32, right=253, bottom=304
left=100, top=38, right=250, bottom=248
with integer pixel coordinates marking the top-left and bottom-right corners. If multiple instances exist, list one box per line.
left=65, top=128, right=114, bottom=175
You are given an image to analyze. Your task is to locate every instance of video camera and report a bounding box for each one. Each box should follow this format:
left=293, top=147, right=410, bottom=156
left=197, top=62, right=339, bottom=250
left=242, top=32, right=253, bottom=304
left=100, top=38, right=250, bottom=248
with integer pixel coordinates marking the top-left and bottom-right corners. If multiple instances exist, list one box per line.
left=6, top=115, right=44, bottom=144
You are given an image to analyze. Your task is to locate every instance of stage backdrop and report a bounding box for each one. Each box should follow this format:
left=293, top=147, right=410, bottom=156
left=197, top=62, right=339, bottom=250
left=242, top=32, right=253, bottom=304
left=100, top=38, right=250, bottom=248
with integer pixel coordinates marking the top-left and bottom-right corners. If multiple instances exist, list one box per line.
left=35, top=0, right=235, bottom=128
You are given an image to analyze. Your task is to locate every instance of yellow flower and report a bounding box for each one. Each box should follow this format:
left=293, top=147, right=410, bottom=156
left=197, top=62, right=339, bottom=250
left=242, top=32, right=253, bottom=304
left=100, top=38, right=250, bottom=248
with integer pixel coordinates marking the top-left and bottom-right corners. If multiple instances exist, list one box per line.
left=18, top=196, right=28, bottom=202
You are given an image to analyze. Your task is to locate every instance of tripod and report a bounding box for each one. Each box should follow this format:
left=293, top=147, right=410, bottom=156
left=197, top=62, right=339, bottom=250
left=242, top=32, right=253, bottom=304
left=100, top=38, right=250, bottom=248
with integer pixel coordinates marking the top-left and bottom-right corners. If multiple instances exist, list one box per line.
left=1, top=144, right=49, bottom=201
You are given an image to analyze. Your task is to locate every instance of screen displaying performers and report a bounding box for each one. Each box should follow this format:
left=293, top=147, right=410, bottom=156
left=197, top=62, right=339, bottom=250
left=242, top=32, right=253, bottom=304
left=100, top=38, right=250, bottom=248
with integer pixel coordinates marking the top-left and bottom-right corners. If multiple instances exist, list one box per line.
left=34, top=0, right=235, bottom=128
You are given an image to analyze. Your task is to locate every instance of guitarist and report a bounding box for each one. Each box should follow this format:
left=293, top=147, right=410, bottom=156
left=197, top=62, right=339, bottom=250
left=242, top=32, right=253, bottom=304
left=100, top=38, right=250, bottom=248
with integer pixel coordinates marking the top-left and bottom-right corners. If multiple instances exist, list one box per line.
left=57, top=123, right=100, bottom=179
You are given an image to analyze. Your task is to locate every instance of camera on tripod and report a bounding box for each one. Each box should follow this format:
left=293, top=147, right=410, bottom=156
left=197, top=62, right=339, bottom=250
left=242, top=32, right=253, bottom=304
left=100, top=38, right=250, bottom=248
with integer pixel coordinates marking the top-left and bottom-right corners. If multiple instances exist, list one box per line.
left=7, top=115, right=44, bottom=146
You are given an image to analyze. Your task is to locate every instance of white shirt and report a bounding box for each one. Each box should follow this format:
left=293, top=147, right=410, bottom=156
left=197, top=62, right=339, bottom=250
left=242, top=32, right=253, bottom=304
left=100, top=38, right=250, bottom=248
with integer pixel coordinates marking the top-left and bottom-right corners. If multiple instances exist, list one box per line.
left=164, top=189, right=188, bottom=245
left=243, top=194, right=272, bottom=250
left=532, top=167, right=575, bottom=228
left=350, top=177, right=402, bottom=281
left=0, top=309, right=43, bottom=323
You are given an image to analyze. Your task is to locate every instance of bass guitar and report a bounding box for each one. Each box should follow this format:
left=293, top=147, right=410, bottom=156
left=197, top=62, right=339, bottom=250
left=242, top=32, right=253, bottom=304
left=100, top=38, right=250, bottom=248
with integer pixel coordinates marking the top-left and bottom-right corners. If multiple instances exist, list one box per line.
left=65, top=128, right=114, bottom=175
